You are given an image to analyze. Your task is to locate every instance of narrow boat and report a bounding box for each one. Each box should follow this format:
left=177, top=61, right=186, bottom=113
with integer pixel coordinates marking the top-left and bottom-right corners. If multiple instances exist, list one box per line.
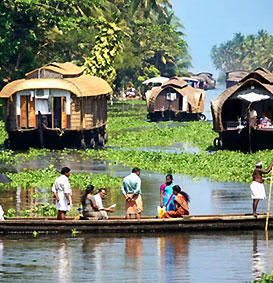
left=0, top=213, right=272, bottom=234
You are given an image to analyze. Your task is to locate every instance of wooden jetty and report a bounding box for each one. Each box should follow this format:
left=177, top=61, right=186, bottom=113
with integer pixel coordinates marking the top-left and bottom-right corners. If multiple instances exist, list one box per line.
left=0, top=213, right=272, bottom=234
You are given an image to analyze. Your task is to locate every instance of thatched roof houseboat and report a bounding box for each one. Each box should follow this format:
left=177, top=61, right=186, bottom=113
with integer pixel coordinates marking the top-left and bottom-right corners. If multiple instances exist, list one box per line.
left=211, top=67, right=273, bottom=151
left=193, top=72, right=216, bottom=90
left=0, top=62, right=112, bottom=149
left=146, top=77, right=206, bottom=121
left=226, top=70, right=249, bottom=88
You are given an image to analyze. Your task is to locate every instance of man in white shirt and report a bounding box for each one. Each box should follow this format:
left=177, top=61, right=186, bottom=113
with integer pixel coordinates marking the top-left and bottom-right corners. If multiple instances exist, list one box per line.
left=94, top=189, right=114, bottom=219
left=52, top=167, right=72, bottom=220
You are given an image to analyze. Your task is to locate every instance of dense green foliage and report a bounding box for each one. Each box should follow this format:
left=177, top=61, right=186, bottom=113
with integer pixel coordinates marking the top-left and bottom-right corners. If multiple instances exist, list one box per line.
left=211, top=30, right=273, bottom=75
left=0, top=120, right=7, bottom=146
left=1, top=101, right=273, bottom=187
left=249, top=273, right=273, bottom=283
left=0, top=165, right=122, bottom=189
left=0, top=0, right=190, bottom=89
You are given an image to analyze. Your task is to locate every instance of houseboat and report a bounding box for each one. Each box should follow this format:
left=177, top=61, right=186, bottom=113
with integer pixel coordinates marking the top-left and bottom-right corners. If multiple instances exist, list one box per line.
left=226, top=70, right=249, bottom=88
left=193, top=72, right=216, bottom=89
left=0, top=62, right=112, bottom=149
left=146, top=77, right=206, bottom=121
left=211, top=67, right=273, bottom=151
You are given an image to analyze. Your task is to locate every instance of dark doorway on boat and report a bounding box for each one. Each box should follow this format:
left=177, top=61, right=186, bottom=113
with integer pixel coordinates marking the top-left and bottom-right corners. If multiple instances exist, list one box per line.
left=53, top=97, right=67, bottom=129
left=53, top=97, right=62, bottom=128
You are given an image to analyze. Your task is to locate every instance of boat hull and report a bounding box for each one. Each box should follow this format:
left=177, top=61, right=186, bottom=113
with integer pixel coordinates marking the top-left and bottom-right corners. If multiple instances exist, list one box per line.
left=0, top=214, right=271, bottom=234
left=218, top=128, right=273, bottom=151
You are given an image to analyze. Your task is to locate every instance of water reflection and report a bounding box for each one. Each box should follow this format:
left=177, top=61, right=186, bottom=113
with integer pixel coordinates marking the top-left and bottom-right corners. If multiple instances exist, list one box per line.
left=252, top=232, right=266, bottom=279
left=53, top=239, right=72, bottom=283
left=0, top=231, right=272, bottom=282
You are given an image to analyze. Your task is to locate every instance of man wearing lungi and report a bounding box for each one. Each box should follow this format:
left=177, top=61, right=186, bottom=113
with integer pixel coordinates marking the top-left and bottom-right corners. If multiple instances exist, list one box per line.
left=52, top=167, right=72, bottom=220
left=251, top=161, right=273, bottom=217
left=121, top=167, right=143, bottom=219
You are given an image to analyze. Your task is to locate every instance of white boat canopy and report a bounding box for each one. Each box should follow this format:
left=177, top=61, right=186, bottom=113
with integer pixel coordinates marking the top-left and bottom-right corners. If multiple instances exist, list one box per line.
left=237, top=92, right=270, bottom=103
left=142, top=77, right=169, bottom=85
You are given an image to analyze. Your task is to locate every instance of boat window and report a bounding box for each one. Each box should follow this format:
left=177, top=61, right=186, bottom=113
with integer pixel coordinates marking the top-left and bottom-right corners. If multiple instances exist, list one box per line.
left=166, top=92, right=177, bottom=101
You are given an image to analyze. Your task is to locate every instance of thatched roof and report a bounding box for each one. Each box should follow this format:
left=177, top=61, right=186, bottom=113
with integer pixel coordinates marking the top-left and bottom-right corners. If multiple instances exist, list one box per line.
left=0, top=75, right=112, bottom=98
left=226, top=70, right=249, bottom=82
left=240, top=67, right=273, bottom=84
left=211, top=68, right=273, bottom=133
left=194, top=72, right=213, bottom=78
left=26, top=62, right=84, bottom=77
left=148, top=78, right=205, bottom=113
left=161, top=77, right=188, bottom=88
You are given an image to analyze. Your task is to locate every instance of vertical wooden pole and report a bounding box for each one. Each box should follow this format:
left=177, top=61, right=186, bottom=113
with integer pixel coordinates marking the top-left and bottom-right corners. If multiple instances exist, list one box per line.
left=265, top=170, right=273, bottom=231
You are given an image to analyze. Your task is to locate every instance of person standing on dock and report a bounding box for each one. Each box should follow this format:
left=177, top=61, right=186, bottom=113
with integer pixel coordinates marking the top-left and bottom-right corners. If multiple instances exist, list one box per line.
left=52, top=167, right=72, bottom=220
left=251, top=161, right=273, bottom=217
left=121, top=167, right=143, bottom=219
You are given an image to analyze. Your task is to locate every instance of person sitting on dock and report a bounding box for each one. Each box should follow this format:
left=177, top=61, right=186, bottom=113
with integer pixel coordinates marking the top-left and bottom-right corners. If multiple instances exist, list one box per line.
left=164, top=185, right=190, bottom=218
left=160, top=174, right=175, bottom=212
left=94, top=188, right=115, bottom=219
left=121, top=167, right=143, bottom=219
left=52, top=167, right=72, bottom=220
left=81, top=185, right=104, bottom=220
left=251, top=161, right=273, bottom=217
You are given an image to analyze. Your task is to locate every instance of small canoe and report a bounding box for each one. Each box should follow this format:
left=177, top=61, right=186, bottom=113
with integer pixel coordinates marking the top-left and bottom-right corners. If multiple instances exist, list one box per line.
left=0, top=213, right=272, bottom=234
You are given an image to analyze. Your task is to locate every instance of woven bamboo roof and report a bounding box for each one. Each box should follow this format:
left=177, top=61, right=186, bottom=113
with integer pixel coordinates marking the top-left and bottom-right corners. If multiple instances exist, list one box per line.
left=161, top=77, right=188, bottom=88
left=25, top=62, right=84, bottom=77
left=0, top=75, right=112, bottom=98
left=211, top=68, right=273, bottom=133
left=226, top=70, right=249, bottom=82
left=240, top=67, right=273, bottom=84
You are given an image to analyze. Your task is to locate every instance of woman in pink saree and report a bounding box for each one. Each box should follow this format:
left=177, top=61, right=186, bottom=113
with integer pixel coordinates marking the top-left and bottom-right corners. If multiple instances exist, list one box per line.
left=164, top=185, right=190, bottom=218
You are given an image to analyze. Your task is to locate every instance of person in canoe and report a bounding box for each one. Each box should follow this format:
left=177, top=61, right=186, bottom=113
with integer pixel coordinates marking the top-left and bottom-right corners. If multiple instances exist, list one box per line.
left=160, top=174, right=175, bottom=212
left=251, top=161, right=273, bottom=217
left=52, top=167, right=72, bottom=220
left=121, top=167, right=143, bottom=219
left=164, top=185, right=190, bottom=218
left=94, top=188, right=115, bottom=219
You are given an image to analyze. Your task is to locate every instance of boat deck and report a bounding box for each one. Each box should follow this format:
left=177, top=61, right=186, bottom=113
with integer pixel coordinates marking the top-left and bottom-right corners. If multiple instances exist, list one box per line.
left=0, top=213, right=272, bottom=234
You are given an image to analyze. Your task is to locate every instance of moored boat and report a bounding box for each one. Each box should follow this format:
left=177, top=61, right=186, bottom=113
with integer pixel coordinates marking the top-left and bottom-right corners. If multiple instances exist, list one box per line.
left=146, top=77, right=206, bottom=121
left=211, top=67, right=273, bottom=151
left=0, top=213, right=272, bottom=234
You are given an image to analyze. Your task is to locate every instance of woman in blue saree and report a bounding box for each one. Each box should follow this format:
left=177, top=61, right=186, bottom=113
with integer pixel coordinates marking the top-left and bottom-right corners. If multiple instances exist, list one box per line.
left=160, top=174, right=175, bottom=211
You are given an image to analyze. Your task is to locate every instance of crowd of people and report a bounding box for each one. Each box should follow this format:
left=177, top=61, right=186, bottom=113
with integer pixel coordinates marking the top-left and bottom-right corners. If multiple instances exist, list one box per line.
left=52, top=167, right=190, bottom=220
left=52, top=160, right=273, bottom=220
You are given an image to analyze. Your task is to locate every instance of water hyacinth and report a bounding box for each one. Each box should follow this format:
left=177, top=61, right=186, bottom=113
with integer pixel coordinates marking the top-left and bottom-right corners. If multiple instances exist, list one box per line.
left=0, top=166, right=122, bottom=190
left=0, top=100, right=273, bottom=186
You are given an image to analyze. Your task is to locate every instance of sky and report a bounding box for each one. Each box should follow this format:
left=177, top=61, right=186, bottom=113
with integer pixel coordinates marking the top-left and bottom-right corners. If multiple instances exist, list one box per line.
left=171, top=0, right=273, bottom=77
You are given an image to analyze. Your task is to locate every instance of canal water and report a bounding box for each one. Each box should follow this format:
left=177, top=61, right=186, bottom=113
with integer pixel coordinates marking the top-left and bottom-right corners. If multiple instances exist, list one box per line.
left=0, top=86, right=271, bottom=282
left=0, top=231, right=272, bottom=282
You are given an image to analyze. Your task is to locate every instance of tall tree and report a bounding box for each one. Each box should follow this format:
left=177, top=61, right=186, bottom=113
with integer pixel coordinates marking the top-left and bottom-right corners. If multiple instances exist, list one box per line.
left=211, top=30, right=273, bottom=73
